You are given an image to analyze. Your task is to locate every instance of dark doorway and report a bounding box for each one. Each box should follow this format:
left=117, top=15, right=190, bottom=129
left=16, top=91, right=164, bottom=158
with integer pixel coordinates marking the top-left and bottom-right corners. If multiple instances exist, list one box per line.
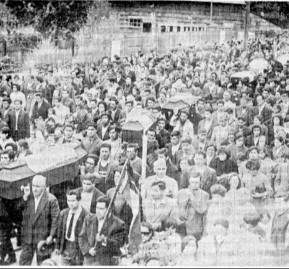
left=143, top=22, right=152, bottom=32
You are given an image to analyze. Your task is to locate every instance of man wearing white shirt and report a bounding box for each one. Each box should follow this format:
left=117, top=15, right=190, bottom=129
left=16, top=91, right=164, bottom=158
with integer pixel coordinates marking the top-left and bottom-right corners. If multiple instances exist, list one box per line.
left=55, top=190, right=87, bottom=265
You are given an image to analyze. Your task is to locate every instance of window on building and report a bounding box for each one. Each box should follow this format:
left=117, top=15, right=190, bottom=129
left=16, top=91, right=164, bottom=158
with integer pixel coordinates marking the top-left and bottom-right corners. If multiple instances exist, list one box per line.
left=184, top=27, right=186, bottom=32
left=177, top=26, right=181, bottom=32
left=143, top=22, right=152, bottom=32
left=161, top=25, right=166, bottom=32
left=188, top=27, right=190, bottom=31
left=170, top=26, right=173, bottom=32
left=129, top=18, right=142, bottom=27
left=192, top=27, right=195, bottom=31
left=199, top=27, right=202, bottom=31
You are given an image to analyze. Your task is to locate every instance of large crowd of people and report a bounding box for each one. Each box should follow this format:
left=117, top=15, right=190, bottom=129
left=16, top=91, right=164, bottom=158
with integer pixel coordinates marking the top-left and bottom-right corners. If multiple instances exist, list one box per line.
left=0, top=33, right=289, bottom=266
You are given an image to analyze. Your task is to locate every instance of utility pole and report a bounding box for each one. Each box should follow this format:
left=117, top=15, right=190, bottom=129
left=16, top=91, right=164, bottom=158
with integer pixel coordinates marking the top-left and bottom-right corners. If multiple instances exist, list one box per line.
left=244, top=1, right=250, bottom=50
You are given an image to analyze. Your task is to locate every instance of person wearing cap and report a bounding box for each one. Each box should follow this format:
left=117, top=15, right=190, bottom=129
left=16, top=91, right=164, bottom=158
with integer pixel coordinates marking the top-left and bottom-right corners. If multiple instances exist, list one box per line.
left=96, top=112, right=111, bottom=141
left=197, top=218, right=239, bottom=266
left=170, top=107, right=195, bottom=141
left=80, top=122, right=102, bottom=156
left=6, top=98, right=30, bottom=141
left=143, top=180, right=177, bottom=232
left=177, top=172, right=209, bottom=242
left=79, top=195, right=127, bottom=265
left=31, top=92, right=51, bottom=124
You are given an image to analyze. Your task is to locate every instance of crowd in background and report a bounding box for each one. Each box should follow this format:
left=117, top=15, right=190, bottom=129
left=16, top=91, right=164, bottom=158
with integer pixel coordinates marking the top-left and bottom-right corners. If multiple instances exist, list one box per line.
left=0, top=33, right=289, bottom=266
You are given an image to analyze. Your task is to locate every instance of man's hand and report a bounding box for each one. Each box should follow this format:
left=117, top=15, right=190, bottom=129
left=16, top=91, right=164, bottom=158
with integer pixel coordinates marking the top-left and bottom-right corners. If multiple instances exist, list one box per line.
left=22, top=184, right=31, bottom=201
left=96, top=233, right=106, bottom=243
left=46, top=235, right=53, bottom=245
left=89, top=248, right=96, bottom=256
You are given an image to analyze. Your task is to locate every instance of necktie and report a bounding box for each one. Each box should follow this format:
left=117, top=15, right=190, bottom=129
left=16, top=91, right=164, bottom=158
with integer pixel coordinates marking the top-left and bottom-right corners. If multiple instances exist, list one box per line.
left=67, top=213, right=75, bottom=239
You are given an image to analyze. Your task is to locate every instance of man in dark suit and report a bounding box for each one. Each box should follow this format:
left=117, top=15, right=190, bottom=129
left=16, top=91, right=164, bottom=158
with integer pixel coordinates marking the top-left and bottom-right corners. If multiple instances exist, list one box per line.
left=109, top=96, right=124, bottom=124
left=6, top=99, right=30, bottom=141
left=55, top=190, right=88, bottom=265
left=96, top=112, right=111, bottom=141
left=31, top=92, right=51, bottom=123
left=79, top=195, right=127, bottom=265
left=81, top=123, right=103, bottom=156
left=19, top=175, right=60, bottom=265
left=75, top=174, right=104, bottom=213
left=255, top=94, right=273, bottom=127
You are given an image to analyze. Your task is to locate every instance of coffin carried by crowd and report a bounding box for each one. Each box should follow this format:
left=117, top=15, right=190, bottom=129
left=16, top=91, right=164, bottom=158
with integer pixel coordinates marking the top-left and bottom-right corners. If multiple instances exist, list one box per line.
left=0, top=144, right=87, bottom=200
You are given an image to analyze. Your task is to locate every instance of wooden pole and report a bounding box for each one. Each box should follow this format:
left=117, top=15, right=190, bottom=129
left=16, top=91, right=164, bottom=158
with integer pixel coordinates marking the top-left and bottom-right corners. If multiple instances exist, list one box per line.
left=244, top=1, right=250, bottom=51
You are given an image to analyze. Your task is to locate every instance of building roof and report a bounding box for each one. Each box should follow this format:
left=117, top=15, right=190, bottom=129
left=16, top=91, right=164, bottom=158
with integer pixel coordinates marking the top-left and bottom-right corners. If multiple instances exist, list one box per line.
left=109, top=0, right=245, bottom=4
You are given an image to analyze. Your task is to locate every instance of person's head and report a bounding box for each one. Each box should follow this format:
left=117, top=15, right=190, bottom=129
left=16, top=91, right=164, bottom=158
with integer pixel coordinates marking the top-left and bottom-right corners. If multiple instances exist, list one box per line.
left=246, top=160, right=260, bottom=177
left=100, top=143, right=111, bottom=161
left=81, top=174, right=96, bottom=193
left=151, top=180, right=166, bottom=200
left=98, top=101, right=107, bottom=113
left=210, top=184, right=227, bottom=198
left=62, top=89, right=69, bottom=99
left=127, top=143, right=138, bottom=160
left=86, top=123, right=97, bottom=138
left=238, top=116, right=246, bottom=127
left=256, top=94, right=264, bottom=106
left=218, top=113, right=227, bottom=127
left=2, top=97, right=11, bottom=109
left=235, top=134, right=244, bottom=147
left=147, top=129, right=156, bottom=142
left=179, top=110, right=188, bottom=123
left=100, top=113, right=110, bottom=126
left=66, top=189, right=81, bottom=211
left=189, top=172, right=201, bottom=191
left=90, top=99, right=97, bottom=109
left=217, top=147, right=228, bottom=161
left=157, top=118, right=166, bottom=130
left=194, top=151, right=206, bottom=166
left=181, top=137, right=192, bottom=152
left=217, top=100, right=224, bottom=111
left=252, top=125, right=262, bottom=137
left=153, top=159, right=167, bottom=178
left=85, top=154, right=97, bottom=171
left=206, top=144, right=216, bottom=158
left=228, top=173, right=242, bottom=190
left=273, top=115, right=283, bottom=126
left=14, top=99, right=22, bottom=110
left=125, top=100, right=133, bottom=113
left=204, top=107, right=212, bottom=119
left=18, top=139, right=29, bottom=152
left=0, top=126, right=10, bottom=140
left=248, top=146, right=259, bottom=160
left=32, top=175, right=47, bottom=198
left=170, top=131, right=181, bottom=146
left=109, top=97, right=118, bottom=110
left=35, top=92, right=43, bottom=103
left=95, top=195, right=110, bottom=220
left=243, top=212, right=261, bottom=229
left=108, top=125, right=119, bottom=141
left=223, top=91, right=231, bottom=102
left=12, top=84, right=20, bottom=92
left=0, top=150, right=10, bottom=164
left=274, top=136, right=284, bottom=148
left=63, top=124, right=74, bottom=139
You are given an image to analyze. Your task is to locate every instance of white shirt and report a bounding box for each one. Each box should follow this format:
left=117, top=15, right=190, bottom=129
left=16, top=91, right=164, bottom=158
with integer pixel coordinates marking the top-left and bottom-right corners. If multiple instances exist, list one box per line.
left=98, top=219, right=104, bottom=233
left=80, top=191, right=94, bottom=213
left=65, top=206, right=82, bottom=242
left=15, top=110, right=20, bottom=131
left=171, top=144, right=180, bottom=156
left=101, top=126, right=109, bottom=139
left=34, top=192, right=44, bottom=213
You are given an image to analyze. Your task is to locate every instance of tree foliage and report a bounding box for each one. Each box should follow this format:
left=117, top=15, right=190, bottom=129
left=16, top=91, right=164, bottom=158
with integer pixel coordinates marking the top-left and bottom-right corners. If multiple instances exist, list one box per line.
left=1, top=0, right=110, bottom=36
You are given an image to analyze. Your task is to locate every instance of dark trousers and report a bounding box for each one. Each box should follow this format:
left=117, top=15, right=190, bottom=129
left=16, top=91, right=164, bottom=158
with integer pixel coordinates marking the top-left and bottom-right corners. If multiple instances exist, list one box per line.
left=0, top=235, right=15, bottom=260
left=19, top=243, right=47, bottom=265
left=62, top=240, right=82, bottom=265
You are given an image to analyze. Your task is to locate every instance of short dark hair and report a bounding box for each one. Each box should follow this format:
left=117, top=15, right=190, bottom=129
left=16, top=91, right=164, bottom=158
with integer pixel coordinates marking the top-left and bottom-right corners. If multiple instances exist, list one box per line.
left=100, top=142, right=111, bottom=151
left=18, top=139, right=29, bottom=150
left=81, top=174, right=96, bottom=184
left=66, top=189, right=81, bottom=201
left=96, top=195, right=111, bottom=208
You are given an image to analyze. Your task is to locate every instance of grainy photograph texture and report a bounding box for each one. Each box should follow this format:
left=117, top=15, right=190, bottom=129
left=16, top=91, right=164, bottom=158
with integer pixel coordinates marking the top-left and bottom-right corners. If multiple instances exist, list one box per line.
left=0, top=0, right=289, bottom=267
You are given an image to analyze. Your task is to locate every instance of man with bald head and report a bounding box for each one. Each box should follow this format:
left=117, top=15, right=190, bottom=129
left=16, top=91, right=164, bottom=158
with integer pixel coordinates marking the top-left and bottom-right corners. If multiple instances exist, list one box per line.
left=19, top=175, right=60, bottom=265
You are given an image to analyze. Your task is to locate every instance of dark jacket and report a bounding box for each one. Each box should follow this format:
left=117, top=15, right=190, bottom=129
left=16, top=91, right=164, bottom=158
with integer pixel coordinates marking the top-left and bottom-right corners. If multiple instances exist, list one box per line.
left=20, top=190, right=60, bottom=245
left=31, top=100, right=51, bottom=122
left=6, top=109, right=30, bottom=141
left=75, top=187, right=104, bottom=213
left=210, top=158, right=238, bottom=177
left=96, top=125, right=110, bottom=141
left=81, top=135, right=102, bottom=156
left=56, top=207, right=87, bottom=265
left=79, top=214, right=127, bottom=265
